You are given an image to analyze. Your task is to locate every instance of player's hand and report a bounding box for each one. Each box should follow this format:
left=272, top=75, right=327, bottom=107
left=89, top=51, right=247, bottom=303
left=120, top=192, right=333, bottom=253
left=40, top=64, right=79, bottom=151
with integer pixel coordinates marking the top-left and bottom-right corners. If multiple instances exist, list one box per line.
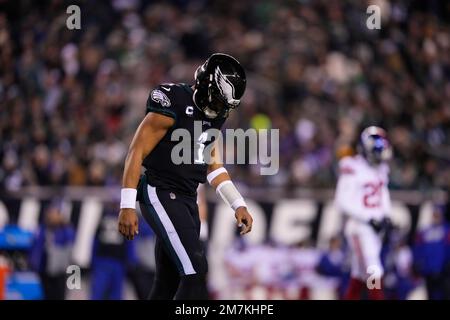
left=118, top=208, right=139, bottom=240
left=381, top=217, right=394, bottom=231
left=235, top=207, right=253, bottom=235
left=370, top=218, right=391, bottom=233
left=369, top=217, right=393, bottom=233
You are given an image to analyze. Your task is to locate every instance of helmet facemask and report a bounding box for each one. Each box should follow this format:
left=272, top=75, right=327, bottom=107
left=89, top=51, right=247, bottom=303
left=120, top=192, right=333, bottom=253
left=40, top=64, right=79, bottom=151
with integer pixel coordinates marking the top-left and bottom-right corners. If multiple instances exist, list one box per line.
left=359, top=126, right=392, bottom=165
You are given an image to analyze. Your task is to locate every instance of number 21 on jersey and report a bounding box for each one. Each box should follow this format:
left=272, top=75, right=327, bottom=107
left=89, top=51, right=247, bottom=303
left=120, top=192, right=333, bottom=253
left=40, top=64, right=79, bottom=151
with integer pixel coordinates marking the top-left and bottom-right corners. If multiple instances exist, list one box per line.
left=363, top=181, right=383, bottom=208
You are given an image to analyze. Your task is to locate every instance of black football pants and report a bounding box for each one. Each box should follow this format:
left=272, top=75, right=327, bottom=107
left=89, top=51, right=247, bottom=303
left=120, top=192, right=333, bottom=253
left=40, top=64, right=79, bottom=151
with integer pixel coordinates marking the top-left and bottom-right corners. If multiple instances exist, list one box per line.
left=137, top=175, right=208, bottom=300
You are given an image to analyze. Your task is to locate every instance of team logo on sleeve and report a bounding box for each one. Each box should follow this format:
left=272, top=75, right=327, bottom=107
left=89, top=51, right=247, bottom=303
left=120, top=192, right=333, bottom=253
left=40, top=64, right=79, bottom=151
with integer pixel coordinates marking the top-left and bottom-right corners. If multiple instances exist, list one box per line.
left=151, top=89, right=171, bottom=107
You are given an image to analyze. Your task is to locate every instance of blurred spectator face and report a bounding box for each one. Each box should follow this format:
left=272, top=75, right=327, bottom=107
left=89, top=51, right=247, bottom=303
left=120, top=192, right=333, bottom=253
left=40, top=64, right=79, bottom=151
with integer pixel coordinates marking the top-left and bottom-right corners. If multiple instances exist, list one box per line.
left=33, top=145, right=50, bottom=169
left=329, top=236, right=342, bottom=251
left=45, top=207, right=65, bottom=227
left=88, top=161, right=106, bottom=185
left=431, top=210, right=443, bottom=226
left=2, top=151, right=17, bottom=172
left=31, top=127, right=47, bottom=145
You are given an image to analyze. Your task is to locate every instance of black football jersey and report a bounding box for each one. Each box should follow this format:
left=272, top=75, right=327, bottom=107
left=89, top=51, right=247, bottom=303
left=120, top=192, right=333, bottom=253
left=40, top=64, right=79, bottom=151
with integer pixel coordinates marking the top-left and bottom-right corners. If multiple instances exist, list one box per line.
left=142, top=83, right=226, bottom=196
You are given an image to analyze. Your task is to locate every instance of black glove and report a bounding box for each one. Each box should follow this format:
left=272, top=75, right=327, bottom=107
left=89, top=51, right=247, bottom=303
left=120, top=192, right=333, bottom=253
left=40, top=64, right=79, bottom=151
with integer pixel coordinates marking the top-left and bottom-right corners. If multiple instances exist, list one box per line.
left=381, top=217, right=393, bottom=230
left=369, top=217, right=392, bottom=233
left=369, top=219, right=383, bottom=233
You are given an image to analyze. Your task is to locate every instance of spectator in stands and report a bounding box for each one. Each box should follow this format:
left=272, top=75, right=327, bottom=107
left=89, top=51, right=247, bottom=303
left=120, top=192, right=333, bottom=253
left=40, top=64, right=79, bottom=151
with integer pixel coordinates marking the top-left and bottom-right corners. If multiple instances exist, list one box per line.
left=444, top=209, right=450, bottom=299
left=316, top=235, right=350, bottom=299
left=383, top=231, right=417, bottom=300
left=29, top=202, right=75, bottom=300
left=90, top=201, right=136, bottom=300
left=413, top=208, right=450, bottom=299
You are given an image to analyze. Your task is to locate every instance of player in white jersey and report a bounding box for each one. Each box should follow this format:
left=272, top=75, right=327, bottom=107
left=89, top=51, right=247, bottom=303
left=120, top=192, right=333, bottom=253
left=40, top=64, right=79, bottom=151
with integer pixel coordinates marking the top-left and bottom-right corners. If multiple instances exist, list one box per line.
left=334, top=126, right=393, bottom=300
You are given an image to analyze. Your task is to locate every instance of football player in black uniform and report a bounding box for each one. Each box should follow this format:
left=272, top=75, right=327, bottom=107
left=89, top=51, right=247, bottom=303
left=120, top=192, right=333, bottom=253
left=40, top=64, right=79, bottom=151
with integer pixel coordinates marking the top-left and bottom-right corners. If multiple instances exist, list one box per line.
left=118, top=53, right=253, bottom=300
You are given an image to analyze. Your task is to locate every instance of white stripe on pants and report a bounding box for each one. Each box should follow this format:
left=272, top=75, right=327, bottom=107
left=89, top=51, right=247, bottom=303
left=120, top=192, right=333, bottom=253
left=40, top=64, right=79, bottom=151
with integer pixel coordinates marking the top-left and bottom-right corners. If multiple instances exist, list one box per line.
left=147, top=184, right=196, bottom=275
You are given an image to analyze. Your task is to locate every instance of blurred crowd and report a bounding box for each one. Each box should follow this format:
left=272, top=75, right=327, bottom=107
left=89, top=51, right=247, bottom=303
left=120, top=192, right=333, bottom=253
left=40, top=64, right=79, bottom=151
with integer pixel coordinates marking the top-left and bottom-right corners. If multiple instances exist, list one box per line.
left=1, top=0, right=449, bottom=193
left=1, top=201, right=156, bottom=300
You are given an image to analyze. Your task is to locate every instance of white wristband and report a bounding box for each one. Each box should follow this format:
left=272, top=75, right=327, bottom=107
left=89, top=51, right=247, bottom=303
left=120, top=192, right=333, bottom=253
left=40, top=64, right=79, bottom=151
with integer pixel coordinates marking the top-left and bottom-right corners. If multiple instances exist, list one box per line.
left=207, top=167, right=228, bottom=184
left=200, top=221, right=209, bottom=240
left=216, top=180, right=247, bottom=211
left=230, top=198, right=247, bottom=211
left=120, top=188, right=137, bottom=209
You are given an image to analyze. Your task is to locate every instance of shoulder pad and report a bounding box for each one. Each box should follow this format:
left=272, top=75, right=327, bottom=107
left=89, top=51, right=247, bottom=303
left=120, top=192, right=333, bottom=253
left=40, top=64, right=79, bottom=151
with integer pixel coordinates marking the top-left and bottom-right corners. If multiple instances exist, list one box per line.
left=338, top=156, right=357, bottom=175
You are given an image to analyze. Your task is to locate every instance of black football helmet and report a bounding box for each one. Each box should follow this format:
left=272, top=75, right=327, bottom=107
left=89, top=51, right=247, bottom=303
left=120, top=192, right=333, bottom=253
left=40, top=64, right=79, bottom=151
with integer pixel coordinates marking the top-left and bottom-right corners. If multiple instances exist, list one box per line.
left=358, top=126, right=392, bottom=165
left=193, top=53, right=246, bottom=119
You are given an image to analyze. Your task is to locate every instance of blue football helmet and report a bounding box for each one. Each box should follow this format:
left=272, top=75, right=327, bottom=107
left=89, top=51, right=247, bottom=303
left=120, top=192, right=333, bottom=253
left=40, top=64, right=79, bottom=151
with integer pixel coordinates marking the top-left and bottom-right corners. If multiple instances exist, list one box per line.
left=358, top=126, right=392, bottom=164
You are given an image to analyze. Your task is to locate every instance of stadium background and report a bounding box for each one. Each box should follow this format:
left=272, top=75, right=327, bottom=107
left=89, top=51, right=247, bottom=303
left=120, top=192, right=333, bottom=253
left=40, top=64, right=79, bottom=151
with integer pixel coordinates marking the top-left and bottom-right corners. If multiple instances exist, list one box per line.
left=0, top=0, right=449, bottom=299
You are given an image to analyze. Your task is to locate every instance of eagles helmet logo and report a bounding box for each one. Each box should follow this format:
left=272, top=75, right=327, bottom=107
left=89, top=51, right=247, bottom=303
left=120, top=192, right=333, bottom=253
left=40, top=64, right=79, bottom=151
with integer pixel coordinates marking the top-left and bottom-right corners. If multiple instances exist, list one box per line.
left=151, top=89, right=171, bottom=107
left=214, top=66, right=240, bottom=107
